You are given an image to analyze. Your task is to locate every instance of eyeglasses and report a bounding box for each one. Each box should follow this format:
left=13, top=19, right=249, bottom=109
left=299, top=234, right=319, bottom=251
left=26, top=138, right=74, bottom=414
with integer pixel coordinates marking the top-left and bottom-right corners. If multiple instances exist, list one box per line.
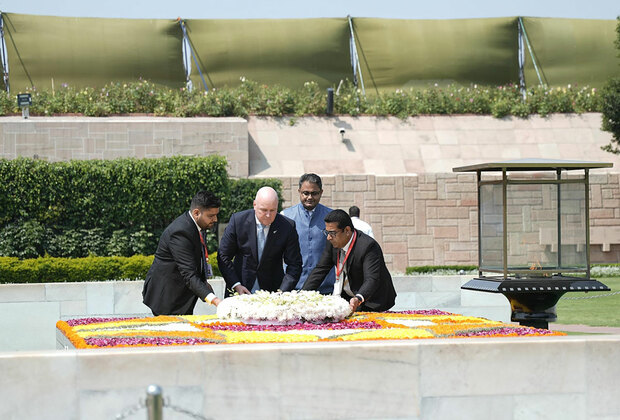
left=323, top=229, right=342, bottom=238
left=300, top=191, right=321, bottom=197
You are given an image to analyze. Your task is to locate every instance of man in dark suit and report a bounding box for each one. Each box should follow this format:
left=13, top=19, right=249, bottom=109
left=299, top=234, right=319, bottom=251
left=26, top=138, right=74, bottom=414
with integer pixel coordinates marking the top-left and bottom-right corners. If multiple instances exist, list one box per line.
left=303, top=209, right=396, bottom=312
left=217, top=186, right=302, bottom=295
left=142, top=191, right=222, bottom=315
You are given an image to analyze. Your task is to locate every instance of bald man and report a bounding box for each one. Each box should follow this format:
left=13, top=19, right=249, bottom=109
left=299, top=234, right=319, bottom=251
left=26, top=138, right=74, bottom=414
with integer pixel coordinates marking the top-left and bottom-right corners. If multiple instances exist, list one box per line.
left=217, top=187, right=302, bottom=296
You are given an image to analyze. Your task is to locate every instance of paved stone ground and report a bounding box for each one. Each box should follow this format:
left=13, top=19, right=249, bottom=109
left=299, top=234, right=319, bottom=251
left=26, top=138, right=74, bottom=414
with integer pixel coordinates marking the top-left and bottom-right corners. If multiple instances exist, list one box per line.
left=551, top=324, right=620, bottom=334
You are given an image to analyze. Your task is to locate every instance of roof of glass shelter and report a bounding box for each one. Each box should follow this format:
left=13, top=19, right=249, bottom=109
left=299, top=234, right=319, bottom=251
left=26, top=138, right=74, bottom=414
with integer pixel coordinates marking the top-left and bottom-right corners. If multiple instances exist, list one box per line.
left=453, top=158, right=613, bottom=172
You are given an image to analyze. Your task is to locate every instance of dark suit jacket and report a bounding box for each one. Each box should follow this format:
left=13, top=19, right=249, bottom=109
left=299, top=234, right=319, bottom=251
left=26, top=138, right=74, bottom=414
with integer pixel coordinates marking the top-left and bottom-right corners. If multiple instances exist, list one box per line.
left=142, top=212, right=214, bottom=315
left=217, top=209, right=302, bottom=295
left=303, top=230, right=397, bottom=311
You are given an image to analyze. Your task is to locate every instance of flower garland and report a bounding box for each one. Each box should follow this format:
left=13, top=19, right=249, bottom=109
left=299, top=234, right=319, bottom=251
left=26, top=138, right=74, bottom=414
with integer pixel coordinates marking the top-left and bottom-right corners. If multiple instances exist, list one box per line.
left=216, top=290, right=352, bottom=324
left=57, top=309, right=565, bottom=349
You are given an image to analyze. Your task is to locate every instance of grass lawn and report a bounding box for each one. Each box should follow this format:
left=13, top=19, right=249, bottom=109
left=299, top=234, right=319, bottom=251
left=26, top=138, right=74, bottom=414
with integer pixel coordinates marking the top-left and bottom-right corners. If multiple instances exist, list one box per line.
left=555, top=277, right=620, bottom=327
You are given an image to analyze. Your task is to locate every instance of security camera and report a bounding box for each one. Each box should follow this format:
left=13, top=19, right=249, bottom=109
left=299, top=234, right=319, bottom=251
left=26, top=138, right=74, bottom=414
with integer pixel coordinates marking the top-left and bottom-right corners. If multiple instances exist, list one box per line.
left=339, top=128, right=346, bottom=135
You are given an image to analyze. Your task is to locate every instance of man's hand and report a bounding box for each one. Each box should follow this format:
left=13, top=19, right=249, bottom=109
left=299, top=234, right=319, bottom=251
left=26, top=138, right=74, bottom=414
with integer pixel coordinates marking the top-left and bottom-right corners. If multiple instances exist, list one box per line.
left=234, top=284, right=251, bottom=295
left=349, top=297, right=362, bottom=312
left=211, top=297, right=222, bottom=306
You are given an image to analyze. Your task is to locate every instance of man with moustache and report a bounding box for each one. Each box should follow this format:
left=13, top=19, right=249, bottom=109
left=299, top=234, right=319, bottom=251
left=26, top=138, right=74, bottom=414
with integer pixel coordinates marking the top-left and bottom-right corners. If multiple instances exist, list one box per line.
left=282, top=173, right=335, bottom=293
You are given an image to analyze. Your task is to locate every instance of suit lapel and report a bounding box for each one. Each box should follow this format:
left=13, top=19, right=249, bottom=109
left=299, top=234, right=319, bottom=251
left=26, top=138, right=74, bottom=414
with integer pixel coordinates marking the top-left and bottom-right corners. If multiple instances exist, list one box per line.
left=186, top=212, right=202, bottom=262
left=247, top=212, right=259, bottom=263
left=265, top=215, right=279, bottom=247
left=345, top=230, right=359, bottom=273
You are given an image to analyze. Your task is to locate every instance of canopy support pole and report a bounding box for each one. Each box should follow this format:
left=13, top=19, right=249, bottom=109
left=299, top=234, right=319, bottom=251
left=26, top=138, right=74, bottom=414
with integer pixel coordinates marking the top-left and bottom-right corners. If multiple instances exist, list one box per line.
left=0, top=12, right=10, bottom=92
left=517, top=17, right=526, bottom=99
left=518, top=17, right=545, bottom=88
left=347, top=15, right=365, bottom=97
left=179, top=18, right=208, bottom=92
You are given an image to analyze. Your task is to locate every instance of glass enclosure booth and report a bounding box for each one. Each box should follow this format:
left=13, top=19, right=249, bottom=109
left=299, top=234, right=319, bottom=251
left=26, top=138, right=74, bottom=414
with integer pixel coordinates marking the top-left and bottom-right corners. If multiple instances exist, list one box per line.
left=453, top=159, right=611, bottom=328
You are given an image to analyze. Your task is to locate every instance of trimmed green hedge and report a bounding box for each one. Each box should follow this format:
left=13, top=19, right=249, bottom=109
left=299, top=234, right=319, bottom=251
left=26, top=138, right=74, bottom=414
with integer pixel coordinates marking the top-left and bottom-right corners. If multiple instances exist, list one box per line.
left=406, top=265, right=477, bottom=275
left=0, top=255, right=154, bottom=283
left=0, top=155, right=229, bottom=229
left=406, top=264, right=620, bottom=277
left=225, top=178, right=285, bottom=216
left=0, top=253, right=221, bottom=284
left=601, top=77, right=620, bottom=154
left=0, top=156, right=285, bottom=259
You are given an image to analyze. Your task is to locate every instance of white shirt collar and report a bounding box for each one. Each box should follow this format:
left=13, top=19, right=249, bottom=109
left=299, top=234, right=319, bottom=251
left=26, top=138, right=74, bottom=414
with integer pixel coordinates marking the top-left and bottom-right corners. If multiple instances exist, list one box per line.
left=340, top=229, right=355, bottom=253
left=255, top=214, right=271, bottom=230
left=189, top=211, right=201, bottom=233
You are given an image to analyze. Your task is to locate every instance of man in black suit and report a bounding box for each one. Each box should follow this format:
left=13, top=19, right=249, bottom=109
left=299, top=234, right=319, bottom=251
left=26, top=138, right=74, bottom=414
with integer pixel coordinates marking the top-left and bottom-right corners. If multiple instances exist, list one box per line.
left=142, top=191, right=222, bottom=315
left=217, top=186, right=302, bottom=295
left=303, top=209, right=396, bottom=312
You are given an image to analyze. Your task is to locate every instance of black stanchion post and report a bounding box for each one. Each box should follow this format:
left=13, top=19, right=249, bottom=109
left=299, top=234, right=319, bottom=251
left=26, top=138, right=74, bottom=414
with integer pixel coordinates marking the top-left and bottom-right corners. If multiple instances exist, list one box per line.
left=326, top=88, right=334, bottom=115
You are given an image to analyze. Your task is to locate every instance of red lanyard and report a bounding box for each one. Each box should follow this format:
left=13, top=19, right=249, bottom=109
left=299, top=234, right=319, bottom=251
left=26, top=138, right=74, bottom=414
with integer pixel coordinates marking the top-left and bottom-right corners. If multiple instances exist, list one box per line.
left=199, top=231, right=209, bottom=260
left=336, top=230, right=357, bottom=279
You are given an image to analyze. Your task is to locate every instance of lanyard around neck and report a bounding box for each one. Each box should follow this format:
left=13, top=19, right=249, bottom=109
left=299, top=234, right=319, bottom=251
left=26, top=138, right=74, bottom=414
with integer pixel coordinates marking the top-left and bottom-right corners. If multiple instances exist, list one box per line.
left=336, top=230, right=357, bottom=279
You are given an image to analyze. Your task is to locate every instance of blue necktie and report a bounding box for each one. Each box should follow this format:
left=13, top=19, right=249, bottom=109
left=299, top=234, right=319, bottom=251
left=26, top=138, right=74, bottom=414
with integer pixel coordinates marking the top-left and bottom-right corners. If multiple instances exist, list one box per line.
left=257, top=224, right=266, bottom=262
left=252, top=224, right=266, bottom=293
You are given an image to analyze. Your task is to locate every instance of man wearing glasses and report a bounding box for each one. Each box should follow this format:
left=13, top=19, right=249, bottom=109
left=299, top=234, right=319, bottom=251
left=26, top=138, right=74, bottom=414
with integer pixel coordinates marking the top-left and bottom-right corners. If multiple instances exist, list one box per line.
left=303, top=209, right=397, bottom=312
left=282, top=173, right=335, bottom=293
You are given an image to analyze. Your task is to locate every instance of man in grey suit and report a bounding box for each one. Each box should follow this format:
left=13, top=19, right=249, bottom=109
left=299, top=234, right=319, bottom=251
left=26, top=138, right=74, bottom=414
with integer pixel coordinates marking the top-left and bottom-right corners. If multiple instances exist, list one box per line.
left=142, top=191, right=222, bottom=315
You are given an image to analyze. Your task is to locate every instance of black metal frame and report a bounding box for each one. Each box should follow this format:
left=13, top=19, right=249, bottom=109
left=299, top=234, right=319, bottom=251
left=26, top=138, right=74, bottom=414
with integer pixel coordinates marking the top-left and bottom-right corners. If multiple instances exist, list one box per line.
left=454, top=159, right=612, bottom=328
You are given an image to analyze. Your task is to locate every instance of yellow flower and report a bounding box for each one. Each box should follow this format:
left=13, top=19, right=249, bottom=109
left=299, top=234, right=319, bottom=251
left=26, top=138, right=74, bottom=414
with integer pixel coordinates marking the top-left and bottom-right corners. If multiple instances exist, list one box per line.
left=219, top=331, right=318, bottom=344
left=336, top=328, right=434, bottom=341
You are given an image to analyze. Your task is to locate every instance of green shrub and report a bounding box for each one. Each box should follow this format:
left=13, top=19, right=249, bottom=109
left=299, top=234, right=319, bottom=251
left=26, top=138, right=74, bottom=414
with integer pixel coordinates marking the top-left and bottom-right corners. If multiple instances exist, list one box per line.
left=0, top=223, right=160, bottom=259
left=222, top=178, right=285, bottom=218
left=405, top=265, right=478, bottom=275
left=601, top=77, right=620, bottom=154
left=405, top=264, right=620, bottom=277
left=0, top=255, right=155, bottom=283
left=0, top=79, right=605, bottom=119
left=491, top=99, right=512, bottom=118
left=510, top=101, right=531, bottom=118
left=0, top=220, right=47, bottom=259
left=105, top=228, right=158, bottom=257
left=46, top=227, right=112, bottom=258
left=0, top=156, right=284, bottom=258
left=209, top=252, right=221, bottom=277
left=0, top=155, right=229, bottom=229
left=0, top=254, right=224, bottom=284
left=0, top=155, right=233, bottom=258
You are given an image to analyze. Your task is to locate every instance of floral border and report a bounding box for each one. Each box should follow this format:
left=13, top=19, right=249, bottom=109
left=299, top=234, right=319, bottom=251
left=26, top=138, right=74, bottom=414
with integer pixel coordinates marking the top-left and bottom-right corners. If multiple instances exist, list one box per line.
left=56, top=311, right=564, bottom=349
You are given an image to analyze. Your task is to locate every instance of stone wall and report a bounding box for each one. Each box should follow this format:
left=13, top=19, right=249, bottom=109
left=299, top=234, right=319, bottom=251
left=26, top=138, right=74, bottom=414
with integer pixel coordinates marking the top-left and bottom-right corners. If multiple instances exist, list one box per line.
left=2, top=334, right=619, bottom=420
left=280, top=173, right=620, bottom=272
left=2, top=115, right=619, bottom=271
left=0, top=116, right=249, bottom=177
left=247, top=114, right=620, bottom=176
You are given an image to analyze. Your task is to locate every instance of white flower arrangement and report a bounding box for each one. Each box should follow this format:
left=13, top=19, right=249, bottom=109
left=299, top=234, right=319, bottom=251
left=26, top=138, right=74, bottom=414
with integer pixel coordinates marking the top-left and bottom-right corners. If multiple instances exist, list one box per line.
left=216, top=290, right=352, bottom=324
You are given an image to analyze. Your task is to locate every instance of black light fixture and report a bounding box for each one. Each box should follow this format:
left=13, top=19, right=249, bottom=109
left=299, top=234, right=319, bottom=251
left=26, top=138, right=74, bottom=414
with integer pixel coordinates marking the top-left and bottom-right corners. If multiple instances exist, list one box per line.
left=17, top=93, right=32, bottom=119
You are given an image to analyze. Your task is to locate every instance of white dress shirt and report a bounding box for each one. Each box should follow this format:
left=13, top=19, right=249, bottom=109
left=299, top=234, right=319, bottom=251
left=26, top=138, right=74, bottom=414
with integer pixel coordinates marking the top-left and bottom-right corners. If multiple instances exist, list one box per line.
left=332, top=232, right=364, bottom=302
